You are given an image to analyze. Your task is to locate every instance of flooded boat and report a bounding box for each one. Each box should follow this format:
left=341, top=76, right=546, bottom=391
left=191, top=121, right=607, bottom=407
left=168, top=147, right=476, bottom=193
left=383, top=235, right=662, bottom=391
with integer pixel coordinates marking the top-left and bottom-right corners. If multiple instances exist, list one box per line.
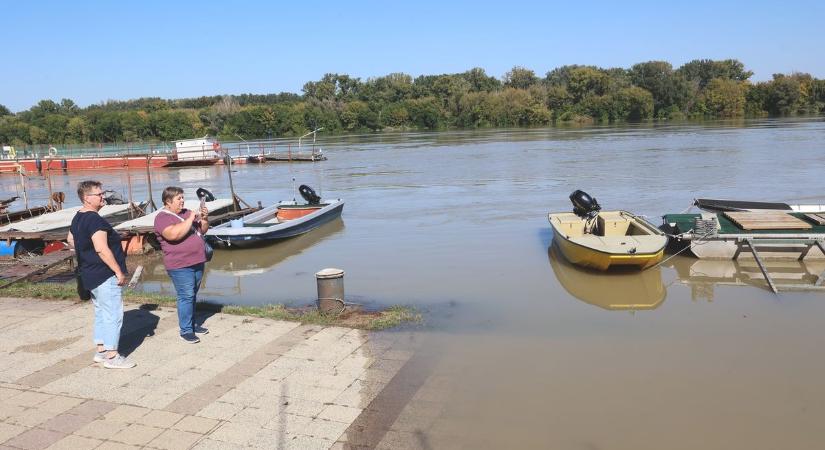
left=548, top=191, right=667, bottom=271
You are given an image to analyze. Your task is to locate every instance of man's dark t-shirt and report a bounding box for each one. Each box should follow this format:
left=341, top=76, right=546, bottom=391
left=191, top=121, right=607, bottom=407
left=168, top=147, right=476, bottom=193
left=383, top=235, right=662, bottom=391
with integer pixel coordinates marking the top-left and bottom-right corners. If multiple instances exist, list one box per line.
left=70, top=211, right=127, bottom=290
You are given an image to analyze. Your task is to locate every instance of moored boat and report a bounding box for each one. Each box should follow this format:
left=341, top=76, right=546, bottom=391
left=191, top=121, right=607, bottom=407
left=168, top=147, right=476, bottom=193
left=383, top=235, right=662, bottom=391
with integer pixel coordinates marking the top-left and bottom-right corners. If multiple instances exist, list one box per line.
left=548, top=191, right=668, bottom=271
left=662, top=211, right=825, bottom=260
left=205, top=185, right=343, bottom=249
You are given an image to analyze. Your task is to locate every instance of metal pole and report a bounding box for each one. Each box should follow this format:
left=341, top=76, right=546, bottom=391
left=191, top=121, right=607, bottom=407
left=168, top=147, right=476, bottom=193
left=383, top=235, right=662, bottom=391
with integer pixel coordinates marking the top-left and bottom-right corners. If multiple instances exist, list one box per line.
left=746, top=239, right=778, bottom=294
left=225, top=149, right=237, bottom=212
left=19, top=166, right=29, bottom=210
left=145, top=155, right=157, bottom=211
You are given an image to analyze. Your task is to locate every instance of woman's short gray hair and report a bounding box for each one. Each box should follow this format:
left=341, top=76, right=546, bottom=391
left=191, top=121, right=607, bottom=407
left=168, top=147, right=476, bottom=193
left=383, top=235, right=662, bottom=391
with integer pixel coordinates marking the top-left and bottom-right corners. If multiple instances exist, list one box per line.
left=161, top=186, right=184, bottom=205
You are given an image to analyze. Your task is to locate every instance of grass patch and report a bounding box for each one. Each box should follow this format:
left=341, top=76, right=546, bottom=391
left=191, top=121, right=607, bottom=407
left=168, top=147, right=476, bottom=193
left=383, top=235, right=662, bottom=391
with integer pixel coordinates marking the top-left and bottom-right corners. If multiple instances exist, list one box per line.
left=1, top=282, right=421, bottom=330
left=217, top=304, right=421, bottom=330
left=0, top=282, right=178, bottom=305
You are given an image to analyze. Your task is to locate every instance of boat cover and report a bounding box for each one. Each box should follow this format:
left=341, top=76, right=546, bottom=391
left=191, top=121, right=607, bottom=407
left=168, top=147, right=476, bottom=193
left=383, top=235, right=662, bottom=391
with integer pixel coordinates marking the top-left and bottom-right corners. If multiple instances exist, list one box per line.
left=694, top=198, right=791, bottom=212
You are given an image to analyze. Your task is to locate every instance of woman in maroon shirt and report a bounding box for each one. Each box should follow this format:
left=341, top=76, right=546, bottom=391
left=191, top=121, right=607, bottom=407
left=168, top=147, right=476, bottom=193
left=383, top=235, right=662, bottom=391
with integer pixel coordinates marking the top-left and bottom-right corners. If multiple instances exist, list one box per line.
left=154, top=186, right=210, bottom=344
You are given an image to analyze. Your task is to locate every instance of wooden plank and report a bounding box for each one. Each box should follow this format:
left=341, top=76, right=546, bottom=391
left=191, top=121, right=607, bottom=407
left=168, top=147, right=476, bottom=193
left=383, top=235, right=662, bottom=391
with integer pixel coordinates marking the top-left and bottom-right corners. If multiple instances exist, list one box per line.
left=0, top=249, right=74, bottom=289
left=724, top=212, right=812, bottom=230
left=805, top=213, right=825, bottom=226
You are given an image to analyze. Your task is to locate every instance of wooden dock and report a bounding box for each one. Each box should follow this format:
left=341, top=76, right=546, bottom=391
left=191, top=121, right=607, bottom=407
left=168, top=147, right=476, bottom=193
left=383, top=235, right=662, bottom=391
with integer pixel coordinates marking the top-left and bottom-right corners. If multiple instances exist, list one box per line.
left=0, top=249, right=74, bottom=289
left=724, top=211, right=813, bottom=230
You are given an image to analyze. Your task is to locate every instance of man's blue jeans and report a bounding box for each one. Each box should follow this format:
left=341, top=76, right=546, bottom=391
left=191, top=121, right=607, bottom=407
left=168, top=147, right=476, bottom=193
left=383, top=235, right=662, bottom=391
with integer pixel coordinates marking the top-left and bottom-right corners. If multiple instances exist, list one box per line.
left=167, top=263, right=204, bottom=335
left=90, top=275, right=123, bottom=350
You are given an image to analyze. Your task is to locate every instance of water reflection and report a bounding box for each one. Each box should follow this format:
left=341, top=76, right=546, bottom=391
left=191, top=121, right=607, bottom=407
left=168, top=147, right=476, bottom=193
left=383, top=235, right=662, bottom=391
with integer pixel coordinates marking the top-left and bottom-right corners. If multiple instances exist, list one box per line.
left=666, top=256, right=825, bottom=300
left=208, top=218, right=345, bottom=276
left=140, top=218, right=345, bottom=300
left=548, top=243, right=666, bottom=311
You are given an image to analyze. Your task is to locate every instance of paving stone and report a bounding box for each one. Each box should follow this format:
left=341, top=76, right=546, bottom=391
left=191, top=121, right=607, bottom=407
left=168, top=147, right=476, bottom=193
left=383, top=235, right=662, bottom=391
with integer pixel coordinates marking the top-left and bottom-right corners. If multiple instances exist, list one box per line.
left=145, top=429, right=203, bottom=450
left=196, top=401, right=244, bottom=421
left=302, top=418, right=351, bottom=441
left=0, top=404, right=26, bottom=421
left=5, top=407, right=58, bottom=428
left=109, top=424, right=165, bottom=446
left=0, top=423, right=28, bottom=445
left=318, top=405, right=364, bottom=424
left=39, top=413, right=92, bottom=434
left=36, top=396, right=85, bottom=415
left=99, top=405, right=148, bottom=424
left=5, top=392, right=54, bottom=408
left=73, top=418, right=128, bottom=440
left=96, top=442, right=141, bottom=450
left=171, top=416, right=219, bottom=434
left=69, top=400, right=117, bottom=419
left=134, top=410, right=183, bottom=428
left=44, top=435, right=102, bottom=450
left=191, top=438, right=244, bottom=449
left=3, top=428, right=65, bottom=450
left=205, top=422, right=258, bottom=445
left=283, top=434, right=333, bottom=450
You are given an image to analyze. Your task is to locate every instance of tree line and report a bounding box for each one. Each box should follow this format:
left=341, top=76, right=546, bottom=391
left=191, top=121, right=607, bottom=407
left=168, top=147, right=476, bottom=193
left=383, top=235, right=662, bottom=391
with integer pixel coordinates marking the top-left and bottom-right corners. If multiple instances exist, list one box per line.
left=1, top=59, right=824, bottom=146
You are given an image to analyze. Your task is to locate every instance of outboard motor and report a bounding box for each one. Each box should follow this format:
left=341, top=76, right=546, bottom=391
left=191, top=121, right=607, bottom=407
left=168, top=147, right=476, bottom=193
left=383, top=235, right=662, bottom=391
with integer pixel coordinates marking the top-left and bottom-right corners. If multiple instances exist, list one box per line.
left=196, top=187, right=216, bottom=202
left=102, top=190, right=126, bottom=205
left=570, top=190, right=601, bottom=219
left=298, top=184, right=321, bottom=205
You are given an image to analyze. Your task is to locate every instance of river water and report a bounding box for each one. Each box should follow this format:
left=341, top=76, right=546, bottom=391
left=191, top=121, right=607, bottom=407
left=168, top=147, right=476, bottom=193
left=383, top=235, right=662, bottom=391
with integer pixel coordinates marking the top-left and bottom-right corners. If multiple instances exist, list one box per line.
left=4, top=117, right=825, bottom=448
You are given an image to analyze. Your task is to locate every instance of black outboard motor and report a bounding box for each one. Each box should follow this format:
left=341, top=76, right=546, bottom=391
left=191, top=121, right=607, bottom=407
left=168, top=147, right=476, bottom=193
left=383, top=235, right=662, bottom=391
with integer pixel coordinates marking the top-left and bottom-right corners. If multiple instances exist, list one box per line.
left=196, top=187, right=216, bottom=202
left=298, top=184, right=321, bottom=205
left=570, top=190, right=601, bottom=219
left=102, top=190, right=126, bottom=205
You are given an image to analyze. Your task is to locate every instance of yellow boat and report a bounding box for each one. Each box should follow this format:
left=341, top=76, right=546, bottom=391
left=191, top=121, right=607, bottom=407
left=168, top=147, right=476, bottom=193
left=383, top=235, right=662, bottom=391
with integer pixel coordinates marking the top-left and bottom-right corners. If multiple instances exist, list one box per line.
left=548, top=209, right=667, bottom=271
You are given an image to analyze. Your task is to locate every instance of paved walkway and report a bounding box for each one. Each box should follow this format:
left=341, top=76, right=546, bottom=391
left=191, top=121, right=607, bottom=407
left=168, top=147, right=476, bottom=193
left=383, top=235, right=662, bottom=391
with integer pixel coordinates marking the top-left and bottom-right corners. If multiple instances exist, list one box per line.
left=0, top=297, right=450, bottom=450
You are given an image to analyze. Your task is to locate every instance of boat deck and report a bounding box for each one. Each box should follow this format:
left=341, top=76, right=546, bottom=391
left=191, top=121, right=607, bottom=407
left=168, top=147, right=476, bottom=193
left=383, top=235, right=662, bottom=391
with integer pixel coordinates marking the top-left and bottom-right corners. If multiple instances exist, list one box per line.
left=664, top=213, right=825, bottom=235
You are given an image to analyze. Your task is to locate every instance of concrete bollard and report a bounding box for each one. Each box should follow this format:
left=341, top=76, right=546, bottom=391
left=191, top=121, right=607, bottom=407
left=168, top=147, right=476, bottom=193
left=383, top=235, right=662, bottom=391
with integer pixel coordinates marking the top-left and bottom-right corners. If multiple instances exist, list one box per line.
left=316, top=268, right=345, bottom=314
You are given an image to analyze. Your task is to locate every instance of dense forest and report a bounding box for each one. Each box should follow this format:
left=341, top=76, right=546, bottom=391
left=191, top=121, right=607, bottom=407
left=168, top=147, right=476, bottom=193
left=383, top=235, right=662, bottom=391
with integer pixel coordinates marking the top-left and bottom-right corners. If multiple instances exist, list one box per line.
left=1, top=59, right=824, bottom=146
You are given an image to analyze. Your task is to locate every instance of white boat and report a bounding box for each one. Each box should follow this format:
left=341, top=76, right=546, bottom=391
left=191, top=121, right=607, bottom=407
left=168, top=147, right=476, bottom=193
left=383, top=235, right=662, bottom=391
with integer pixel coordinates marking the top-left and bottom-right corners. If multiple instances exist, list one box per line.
left=205, top=194, right=344, bottom=249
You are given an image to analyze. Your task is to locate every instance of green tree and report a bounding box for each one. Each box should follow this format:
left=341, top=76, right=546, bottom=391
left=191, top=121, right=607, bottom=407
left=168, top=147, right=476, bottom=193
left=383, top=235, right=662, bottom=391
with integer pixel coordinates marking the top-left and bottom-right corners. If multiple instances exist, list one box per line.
left=405, top=97, right=446, bottom=129
left=677, top=59, right=753, bottom=88
left=0, top=104, right=11, bottom=116
left=66, top=116, right=89, bottom=143
left=629, top=61, right=691, bottom=117
left=503, top=66, right=538, bottom=90
left=704, top=78, right=747, bottom=117
left=461, top=68, right=501, bottom=92
left=765, top=74, right=802, bottom=115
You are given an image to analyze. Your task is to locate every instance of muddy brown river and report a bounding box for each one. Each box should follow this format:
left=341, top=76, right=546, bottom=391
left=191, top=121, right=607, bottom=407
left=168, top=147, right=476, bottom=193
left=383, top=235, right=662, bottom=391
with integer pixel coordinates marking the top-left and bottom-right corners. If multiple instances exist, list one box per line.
left=4, top=117, right=825, bottom=448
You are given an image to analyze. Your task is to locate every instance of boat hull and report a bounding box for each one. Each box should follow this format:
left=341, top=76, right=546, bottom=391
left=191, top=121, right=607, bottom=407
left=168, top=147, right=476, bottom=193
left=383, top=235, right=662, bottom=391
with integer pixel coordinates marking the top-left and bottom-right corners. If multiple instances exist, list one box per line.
left=662, top=213, right=825, bottom=260
left=553, top=234, right=665, bottom=271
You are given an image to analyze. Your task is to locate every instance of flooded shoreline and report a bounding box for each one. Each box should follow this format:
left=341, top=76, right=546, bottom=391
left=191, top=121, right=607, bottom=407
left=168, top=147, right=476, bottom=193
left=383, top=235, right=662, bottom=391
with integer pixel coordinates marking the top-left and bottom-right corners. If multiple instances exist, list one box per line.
left=3, top=117, right=825, bottom=448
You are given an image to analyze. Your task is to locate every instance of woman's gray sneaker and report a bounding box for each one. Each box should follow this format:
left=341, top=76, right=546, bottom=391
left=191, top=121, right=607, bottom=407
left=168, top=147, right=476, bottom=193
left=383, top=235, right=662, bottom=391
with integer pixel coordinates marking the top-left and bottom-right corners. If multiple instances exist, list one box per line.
left=93, top=351, right=107, bottom=363
left=180, top=333, right=200, bottom=343
left=103, top=354, right=136, bottom=369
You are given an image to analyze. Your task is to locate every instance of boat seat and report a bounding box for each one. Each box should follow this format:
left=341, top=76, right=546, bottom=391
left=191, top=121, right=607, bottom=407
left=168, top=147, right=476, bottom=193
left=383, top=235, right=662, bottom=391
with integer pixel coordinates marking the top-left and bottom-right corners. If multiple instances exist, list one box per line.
left=572, top=235, right=666, bottom=254
left=554, top=216, right=586, bottom=238
left=597, top=213, right=631, bottom=237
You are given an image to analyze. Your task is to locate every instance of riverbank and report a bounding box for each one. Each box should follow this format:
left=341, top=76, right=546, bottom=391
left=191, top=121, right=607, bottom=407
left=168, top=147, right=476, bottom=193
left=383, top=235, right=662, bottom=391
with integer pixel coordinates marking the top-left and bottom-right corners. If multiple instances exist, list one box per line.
left=0, top=295, right=439, bottom=449
left=0, top=283, right=421, bottom=331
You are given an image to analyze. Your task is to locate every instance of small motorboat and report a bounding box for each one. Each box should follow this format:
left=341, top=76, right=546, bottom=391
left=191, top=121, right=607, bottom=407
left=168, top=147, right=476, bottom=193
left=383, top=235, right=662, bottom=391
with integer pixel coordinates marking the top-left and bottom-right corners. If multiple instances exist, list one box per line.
left=548, top=190, right=667, bottom=271
left=205, top=185, right=343, bottom=249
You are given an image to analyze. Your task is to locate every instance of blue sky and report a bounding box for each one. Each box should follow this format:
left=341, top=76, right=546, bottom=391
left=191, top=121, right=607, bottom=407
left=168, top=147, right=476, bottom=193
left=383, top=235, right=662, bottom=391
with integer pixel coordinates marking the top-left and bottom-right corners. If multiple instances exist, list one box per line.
left=2, top=0, right=823, bottom=112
